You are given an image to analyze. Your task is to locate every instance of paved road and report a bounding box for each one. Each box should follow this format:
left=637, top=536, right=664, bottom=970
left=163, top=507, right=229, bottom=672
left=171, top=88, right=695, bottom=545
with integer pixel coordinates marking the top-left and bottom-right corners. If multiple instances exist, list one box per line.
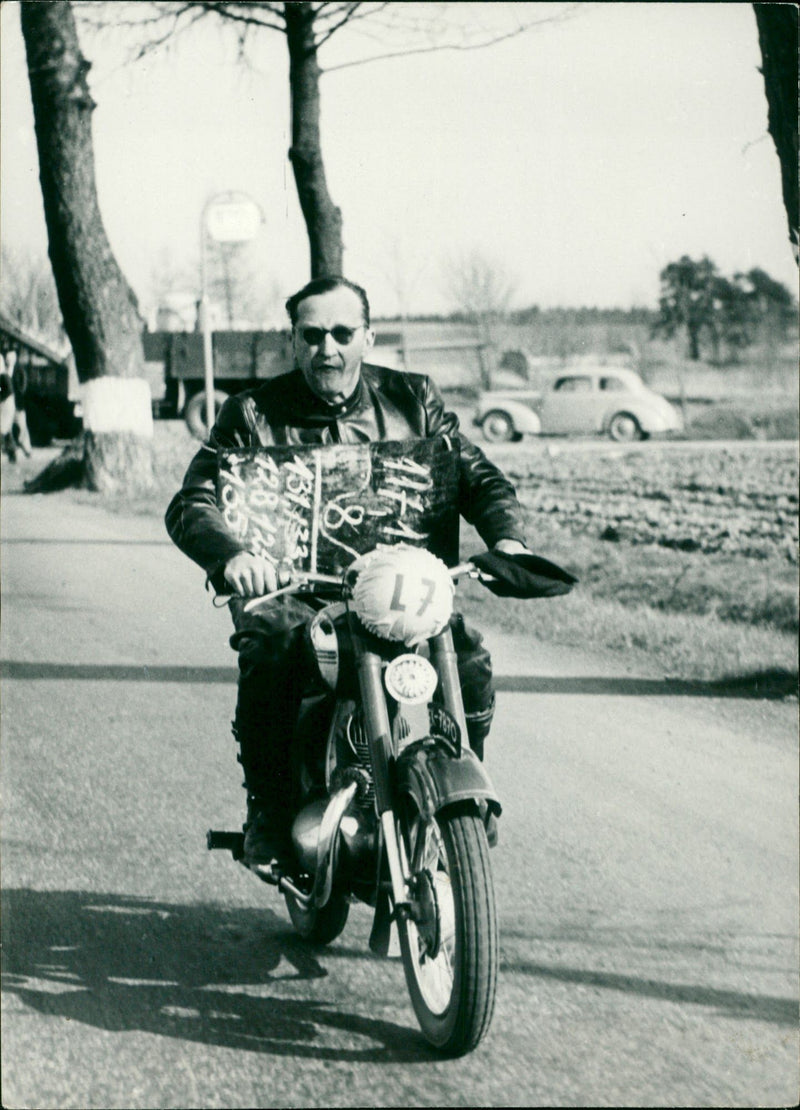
left=1, top=487, right=797, bottom=1108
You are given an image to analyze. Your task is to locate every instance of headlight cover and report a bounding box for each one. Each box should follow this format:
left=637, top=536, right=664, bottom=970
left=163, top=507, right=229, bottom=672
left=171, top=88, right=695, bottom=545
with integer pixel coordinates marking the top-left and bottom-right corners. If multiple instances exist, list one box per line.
left=384, top=653, right=438, bottom=705
left=351, top=545, right=454, bottom=647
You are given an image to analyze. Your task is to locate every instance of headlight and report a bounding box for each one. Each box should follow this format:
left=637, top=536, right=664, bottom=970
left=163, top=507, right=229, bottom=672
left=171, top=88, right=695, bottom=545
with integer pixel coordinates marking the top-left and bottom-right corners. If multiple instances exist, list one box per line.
left=385, top=653, right=438, bottom=705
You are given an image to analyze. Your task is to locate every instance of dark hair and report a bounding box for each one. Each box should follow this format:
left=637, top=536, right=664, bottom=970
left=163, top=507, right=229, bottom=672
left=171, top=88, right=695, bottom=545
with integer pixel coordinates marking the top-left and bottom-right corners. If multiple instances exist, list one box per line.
left=285, top=276, right=370, bottom=327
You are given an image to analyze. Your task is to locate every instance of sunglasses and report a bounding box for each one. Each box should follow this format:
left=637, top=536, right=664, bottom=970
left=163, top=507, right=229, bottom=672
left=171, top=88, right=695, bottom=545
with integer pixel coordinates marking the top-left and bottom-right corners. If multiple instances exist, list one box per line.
left=299, top=325, right=363, bottom=346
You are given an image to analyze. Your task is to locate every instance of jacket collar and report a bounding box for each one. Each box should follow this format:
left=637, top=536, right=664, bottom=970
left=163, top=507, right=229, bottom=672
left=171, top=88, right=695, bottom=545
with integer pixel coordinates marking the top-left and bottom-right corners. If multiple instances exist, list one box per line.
left=289, top=368, right=366, bottom=423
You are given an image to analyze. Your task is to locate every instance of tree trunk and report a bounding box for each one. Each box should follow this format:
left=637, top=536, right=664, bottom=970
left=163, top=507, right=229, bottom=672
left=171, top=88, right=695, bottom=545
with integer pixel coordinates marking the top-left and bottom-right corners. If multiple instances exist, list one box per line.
left=687, top=322, right=701, bottom=361
left=285, top=2, right=344, bottom=277
left=20, top=0, right=153, bottom=493
left=753, top=4, right=799, bottom=262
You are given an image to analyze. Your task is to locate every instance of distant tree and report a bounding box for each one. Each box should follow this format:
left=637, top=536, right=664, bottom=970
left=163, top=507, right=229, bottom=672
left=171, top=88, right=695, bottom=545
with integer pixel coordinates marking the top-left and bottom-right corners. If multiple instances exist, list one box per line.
left=20, top=0, right=153, bottom=494
left=652, top=256, right=721, bottom=360
left=753, top=4, right=798, bottom=261
left=443, top=248, right=517, bottom=388
left=508, top=305, right=538, bottom=326
left=730, top=266, right=797, bottom=352
left=444, top=248, right=517, bottom=324
left=653, top=255, right=796, bottom=362
left=204, top=239, right=278, bottom=329
left=381, top=235, right=428, bottom=322
left=0, top=244, right=65, bottom=349
left=144, top=245, right=198, bottom=329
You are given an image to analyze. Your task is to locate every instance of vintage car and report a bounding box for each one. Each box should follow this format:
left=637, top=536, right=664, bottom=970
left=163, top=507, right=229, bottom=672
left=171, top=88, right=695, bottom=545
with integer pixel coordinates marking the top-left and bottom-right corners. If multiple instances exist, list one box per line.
left=474, top=367, right=683, bottom=443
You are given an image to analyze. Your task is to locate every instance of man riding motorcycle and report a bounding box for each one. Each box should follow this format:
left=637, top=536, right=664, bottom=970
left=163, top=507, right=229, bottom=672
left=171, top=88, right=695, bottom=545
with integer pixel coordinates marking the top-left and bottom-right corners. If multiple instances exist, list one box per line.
left=165, top=276, right=530, bottom=870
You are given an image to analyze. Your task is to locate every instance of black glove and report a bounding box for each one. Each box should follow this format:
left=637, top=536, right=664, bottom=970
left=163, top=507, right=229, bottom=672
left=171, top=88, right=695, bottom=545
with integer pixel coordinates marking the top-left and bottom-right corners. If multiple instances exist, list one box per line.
left=470, top=549, right=577, bottom=599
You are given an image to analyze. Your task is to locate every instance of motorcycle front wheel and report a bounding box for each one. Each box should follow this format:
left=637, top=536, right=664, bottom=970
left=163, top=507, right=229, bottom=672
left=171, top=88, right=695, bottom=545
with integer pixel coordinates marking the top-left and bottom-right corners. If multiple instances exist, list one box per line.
left=396, top=802, right=498, bottom=1055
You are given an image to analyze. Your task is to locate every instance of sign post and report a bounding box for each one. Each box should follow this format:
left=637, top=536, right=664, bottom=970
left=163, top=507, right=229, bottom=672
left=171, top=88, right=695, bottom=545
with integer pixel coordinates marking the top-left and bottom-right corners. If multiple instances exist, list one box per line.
left=199, top=192, right=264, bottom=435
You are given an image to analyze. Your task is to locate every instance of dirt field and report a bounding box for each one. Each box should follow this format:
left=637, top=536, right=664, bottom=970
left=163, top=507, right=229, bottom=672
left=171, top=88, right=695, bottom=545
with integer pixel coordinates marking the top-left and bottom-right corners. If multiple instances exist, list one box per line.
left=501, top=442, right=798, bottom=562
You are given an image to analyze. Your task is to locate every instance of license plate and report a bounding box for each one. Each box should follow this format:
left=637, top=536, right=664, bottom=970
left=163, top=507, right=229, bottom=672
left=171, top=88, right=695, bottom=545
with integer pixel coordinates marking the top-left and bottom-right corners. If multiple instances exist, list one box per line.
left=428, top=704, right=461, bottom=756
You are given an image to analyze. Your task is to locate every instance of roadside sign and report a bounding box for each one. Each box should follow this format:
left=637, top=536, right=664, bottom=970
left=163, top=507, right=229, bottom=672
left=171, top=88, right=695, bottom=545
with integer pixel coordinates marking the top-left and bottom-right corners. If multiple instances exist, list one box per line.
left=199, top=191, right=263, bottom=434
left=205, top=196, right=262, bottom=243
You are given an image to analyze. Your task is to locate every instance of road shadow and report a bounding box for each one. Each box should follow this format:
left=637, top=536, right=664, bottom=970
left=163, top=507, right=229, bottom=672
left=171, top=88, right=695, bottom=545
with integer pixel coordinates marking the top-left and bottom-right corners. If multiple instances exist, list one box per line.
left=498, top=958, right=798, bottom=1026
left=2, top=660, right=238, bottom=683
left=2, top=537, right=172, bottom=545
left=494, top=668, right=799, bottom=700
left=1, top=888, right=431, bottom=1062
left=3, top=660, right=797, bottom=699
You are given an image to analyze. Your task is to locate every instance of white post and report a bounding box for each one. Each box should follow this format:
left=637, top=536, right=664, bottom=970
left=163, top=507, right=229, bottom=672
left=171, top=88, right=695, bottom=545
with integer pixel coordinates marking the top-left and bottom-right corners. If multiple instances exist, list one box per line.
left=199, top=192, right=264, bottom=438
left=199, top=200, right=215, bottom=437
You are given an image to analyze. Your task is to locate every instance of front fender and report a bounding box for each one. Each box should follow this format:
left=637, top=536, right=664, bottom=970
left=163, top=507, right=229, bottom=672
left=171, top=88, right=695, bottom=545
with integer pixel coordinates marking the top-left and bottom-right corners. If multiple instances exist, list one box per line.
left=602, top=400, right=681, bottom=434
left=395, top=738, right=502, bottom=820
left=479, top=399, right=541, bottom=435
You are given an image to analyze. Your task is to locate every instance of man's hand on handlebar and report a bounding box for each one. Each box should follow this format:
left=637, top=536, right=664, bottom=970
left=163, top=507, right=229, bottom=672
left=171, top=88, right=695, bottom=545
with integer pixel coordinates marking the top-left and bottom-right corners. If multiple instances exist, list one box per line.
left=223, top=552, right=291, bottom=598
left=493, top=539, right=530, bottom=557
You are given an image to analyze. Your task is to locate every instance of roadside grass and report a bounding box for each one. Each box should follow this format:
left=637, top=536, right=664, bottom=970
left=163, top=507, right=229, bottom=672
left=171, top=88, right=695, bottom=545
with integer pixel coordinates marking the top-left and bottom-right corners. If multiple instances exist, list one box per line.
left=683, top=401, right=799, bottom=441
left=507, top=516, right=799, bottom=633
left=458, top=578, right=797, bottom=687
left=457, top=519, right=798, bottom=686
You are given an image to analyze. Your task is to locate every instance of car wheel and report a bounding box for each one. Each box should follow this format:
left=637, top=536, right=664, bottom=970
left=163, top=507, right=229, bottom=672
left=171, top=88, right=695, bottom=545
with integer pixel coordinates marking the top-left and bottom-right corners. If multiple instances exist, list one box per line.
left=481, top=410, right=516, bottom=444
left=608, top=412, right=643, bottom=442
left=184, top=389, right=229, bottom=440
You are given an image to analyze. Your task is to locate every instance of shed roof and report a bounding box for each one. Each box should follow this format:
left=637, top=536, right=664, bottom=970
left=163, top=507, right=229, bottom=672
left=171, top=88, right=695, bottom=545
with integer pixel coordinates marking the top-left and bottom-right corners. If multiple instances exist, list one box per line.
left=0, top=309, right=69, bottom=368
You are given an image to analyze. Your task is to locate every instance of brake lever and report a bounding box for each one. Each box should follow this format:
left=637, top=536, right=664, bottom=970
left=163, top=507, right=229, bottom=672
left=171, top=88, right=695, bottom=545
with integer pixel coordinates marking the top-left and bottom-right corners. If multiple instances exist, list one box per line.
left=449, top=561, right=497, bottom=585
left=243, top=580, right=306, bottom=612
left=241, top=571, right=348, bottom=613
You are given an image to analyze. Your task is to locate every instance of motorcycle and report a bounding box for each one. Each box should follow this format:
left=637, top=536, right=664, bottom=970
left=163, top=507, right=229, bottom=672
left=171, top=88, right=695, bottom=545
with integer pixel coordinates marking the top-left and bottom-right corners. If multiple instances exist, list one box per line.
left=208, top=542, right=575, bottom=1056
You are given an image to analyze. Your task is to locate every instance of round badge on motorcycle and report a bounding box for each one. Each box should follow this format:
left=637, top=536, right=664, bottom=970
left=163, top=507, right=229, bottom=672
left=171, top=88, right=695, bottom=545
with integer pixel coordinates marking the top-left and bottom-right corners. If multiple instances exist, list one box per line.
left=351, top=546, right=454, bottom=647
left=385, top=653, right=439, bottom=705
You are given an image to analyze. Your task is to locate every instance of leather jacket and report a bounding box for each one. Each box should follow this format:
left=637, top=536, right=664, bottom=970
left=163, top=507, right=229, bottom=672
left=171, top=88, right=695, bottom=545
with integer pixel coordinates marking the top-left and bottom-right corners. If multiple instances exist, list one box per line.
left=165, top=364, right=526, bottom=590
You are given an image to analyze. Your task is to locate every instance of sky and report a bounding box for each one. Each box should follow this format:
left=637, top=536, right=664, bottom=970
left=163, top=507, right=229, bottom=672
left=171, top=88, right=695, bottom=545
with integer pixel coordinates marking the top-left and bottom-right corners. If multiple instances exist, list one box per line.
left=1, top=1, right=797, bottom=324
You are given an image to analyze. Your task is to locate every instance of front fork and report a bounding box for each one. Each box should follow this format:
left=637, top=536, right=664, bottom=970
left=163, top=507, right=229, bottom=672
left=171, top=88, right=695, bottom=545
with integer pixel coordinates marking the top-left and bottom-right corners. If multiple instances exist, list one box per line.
left=352, top=623, right=467, bottom=911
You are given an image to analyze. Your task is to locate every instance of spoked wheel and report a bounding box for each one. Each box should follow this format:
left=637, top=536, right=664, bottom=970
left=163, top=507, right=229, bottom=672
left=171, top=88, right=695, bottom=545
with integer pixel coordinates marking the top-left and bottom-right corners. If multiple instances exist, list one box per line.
left=285, top=888, right=350, bottom=945
left=396, top=802, right=498, bottom=1055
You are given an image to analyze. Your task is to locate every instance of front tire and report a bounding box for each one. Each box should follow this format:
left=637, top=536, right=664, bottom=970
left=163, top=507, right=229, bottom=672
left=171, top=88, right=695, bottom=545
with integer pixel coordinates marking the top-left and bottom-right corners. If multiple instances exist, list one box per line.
left=184, top=389, right=229, bottom=440
left=608, top=411, right=643, bottom=442
left=396, top=804, right=498, bottom=1055
left=481, top=410, right=516, bottom=443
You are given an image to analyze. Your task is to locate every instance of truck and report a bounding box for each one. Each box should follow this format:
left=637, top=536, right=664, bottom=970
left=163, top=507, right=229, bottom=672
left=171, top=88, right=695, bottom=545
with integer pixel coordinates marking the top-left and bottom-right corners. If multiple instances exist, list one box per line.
left=142, top=327, right=405, bottom=438
left=4, top=316, right=484, bottom=445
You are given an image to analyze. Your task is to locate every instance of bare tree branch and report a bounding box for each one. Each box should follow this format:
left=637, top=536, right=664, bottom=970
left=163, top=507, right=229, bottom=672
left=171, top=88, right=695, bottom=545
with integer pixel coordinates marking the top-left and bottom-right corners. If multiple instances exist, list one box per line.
left=322, top=3, right=585, bottom=74
left=316, top=1, right=392, bottom=33
left=314, top=2, right=366, bottom=51
left=189, top=1, right=286, bottom=32
left=78, top=0, right=286, bottom=46
left=129, top=7, right=209, bottom=62
left=444, top=248, right=517, bottom=322
left=313, top=1, right=356, bottom=19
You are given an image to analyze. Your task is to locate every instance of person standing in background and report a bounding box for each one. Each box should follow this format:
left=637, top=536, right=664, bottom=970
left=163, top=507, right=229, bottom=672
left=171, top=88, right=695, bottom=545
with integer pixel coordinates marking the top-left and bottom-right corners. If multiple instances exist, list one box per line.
left=8, top=350, right=32, bottom=457
left=0, top=352, right=18, bottom=462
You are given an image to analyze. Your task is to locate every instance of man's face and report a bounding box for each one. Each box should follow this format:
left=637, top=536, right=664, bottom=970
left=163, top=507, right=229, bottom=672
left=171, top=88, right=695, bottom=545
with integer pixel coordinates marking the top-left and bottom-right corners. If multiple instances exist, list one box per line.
left=292, top=287, right=374, bottom=405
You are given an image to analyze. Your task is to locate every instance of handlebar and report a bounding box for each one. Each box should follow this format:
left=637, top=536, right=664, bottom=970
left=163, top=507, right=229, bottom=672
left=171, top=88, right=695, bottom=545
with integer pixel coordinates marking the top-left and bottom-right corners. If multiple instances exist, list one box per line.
left=239, top=560, right=488, bottom=614
left=217, top=547, right=575, bottom=612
